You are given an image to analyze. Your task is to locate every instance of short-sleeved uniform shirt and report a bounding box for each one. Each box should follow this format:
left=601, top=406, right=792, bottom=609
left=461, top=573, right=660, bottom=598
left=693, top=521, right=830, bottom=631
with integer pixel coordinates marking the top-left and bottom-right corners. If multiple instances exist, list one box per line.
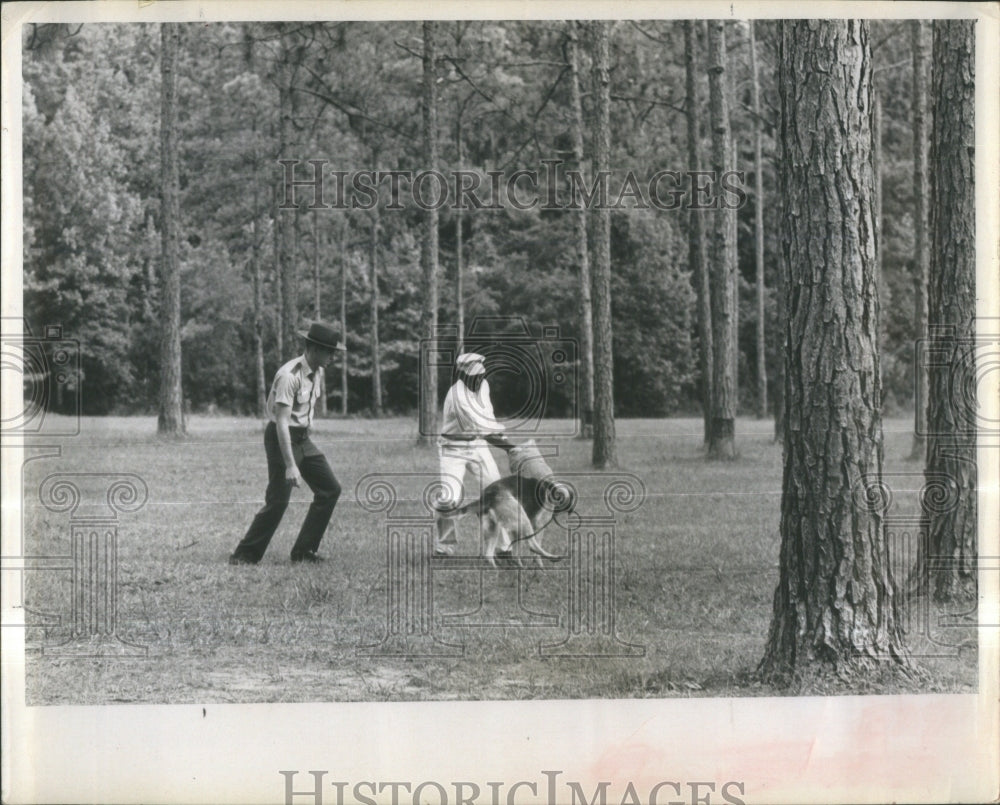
left=266, top=356, right=323, bottom=428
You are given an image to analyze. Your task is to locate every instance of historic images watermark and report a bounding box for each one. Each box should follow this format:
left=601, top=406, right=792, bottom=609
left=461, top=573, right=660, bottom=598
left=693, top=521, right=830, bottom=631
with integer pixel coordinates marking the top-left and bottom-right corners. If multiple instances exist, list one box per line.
left=847, top=319, right=1000, bottom=659
left=3, top=471, right=150, bottom=658
left=278, top=770, right=748, bottom=805
left=853, top=469, right=984, bottom=658
left=277, top=159, right=748, bottom=212
left=354, top=469, right=646, bottom=659
left=914, top=322, right=1000, bottom=440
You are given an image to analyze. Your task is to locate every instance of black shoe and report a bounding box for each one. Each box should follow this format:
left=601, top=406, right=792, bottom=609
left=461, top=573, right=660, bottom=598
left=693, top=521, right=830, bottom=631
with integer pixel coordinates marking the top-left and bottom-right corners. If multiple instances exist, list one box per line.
left=228, top=553, right=258, bottom=566
left=290, top=551, right=325, bottom=564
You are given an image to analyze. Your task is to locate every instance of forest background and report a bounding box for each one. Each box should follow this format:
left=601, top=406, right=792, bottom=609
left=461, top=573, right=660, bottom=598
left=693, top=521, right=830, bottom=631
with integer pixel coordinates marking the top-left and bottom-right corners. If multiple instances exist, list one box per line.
left=21, top=20, right=925, bottom=423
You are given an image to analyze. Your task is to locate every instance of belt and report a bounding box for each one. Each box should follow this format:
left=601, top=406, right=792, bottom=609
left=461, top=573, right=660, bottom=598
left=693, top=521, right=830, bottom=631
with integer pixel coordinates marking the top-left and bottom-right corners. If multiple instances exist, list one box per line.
left=267, top=422, right=310, bottom=441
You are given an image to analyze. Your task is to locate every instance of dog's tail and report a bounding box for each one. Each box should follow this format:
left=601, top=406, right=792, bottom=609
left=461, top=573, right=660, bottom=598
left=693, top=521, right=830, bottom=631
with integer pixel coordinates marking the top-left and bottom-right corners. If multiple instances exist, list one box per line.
left=526, top=539, right=562, bottom=562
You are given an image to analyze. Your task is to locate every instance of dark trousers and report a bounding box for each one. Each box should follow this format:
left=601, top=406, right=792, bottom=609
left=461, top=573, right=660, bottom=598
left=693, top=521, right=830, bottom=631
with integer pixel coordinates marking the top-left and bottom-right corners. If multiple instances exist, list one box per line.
left=231, top=422, right=341, bottom=562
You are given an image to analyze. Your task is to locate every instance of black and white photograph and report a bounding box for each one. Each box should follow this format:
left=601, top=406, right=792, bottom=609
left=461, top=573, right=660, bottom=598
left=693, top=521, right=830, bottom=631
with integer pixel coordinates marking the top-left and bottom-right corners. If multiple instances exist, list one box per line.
left=2, top=1, right=997, bottom=803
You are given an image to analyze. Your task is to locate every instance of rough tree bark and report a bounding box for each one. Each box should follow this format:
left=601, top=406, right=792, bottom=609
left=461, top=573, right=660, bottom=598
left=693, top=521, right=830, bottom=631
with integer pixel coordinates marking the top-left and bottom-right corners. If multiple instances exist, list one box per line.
left=370, top=201, right=383, bottom=418
left=908, top=20, right=930, bottom=461
left=568, top=21, right=595, bottom=440
left=418, top=21, right=440, bottom=445
left=455, top=114, right=465, bottom=355
left=771, top=42, right=786, bottom=446
left=339, top=215, right=349, bottom=416
left=750, top=21, right=767, bottom=419
left=685, top=21, right=712, bottom=445
left=157, top=23, right=185, bottom=436
left=916, top=20, right=977, bottom=601
left=706, top=21, right=737, bottom=459
left=590, top=21, right=617, bottom=469
left=759, top=20, right=909, bottom=682
left=874, top=89, right=883, bottom=309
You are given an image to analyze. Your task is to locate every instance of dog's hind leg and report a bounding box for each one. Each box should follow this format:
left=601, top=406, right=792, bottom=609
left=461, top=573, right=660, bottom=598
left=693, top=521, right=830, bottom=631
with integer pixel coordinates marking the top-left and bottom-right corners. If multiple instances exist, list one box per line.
left=481, top=512, right=499, bottom=568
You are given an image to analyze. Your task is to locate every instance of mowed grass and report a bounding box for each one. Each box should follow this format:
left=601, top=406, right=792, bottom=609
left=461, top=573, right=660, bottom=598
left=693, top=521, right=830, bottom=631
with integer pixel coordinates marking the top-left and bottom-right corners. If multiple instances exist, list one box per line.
left=19, top=415, right=977, bottom=703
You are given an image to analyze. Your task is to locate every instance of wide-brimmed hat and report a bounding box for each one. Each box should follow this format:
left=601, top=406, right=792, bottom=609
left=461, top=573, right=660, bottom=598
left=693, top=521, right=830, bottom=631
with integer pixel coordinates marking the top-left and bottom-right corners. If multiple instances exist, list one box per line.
left=298, top=321, right=347, bottom=352
left=455, top=352, right=486, bottom=375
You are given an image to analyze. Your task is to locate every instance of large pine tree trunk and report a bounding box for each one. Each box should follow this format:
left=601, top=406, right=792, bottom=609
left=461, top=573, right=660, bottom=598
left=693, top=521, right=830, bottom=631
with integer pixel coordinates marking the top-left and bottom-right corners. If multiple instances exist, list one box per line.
left=340, top=215, right=349, bottom=416
left=590, top=21, right=617, bottom=469
left=685, top=21, right=712, bottom=445
left=772, top=71, right=787, bottom=446
left=370, top=203, right=383, bottom=418
left=418, top=21, right=440, bottom=445
left=568, top=21, right=595, bottom=440
left=455, top=108, right=465, bottom=355
left=909, top=20, right=930, bottom=461
left=917, top=20, right=977, bottom=601
left=706, top=21, right=737, bottom=459
left=157, top=23, right=185, bottom=436
left=759, top=20, right=909, bottom=681
left=750, top=21, right=767, bottom=419
left=874, top=90, right=884, bottom=317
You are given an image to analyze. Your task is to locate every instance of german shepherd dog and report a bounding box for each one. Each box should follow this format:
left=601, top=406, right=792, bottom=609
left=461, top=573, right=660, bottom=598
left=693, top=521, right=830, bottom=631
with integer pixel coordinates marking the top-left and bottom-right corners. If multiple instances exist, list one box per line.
left=445, top=474, right=576, bottom=566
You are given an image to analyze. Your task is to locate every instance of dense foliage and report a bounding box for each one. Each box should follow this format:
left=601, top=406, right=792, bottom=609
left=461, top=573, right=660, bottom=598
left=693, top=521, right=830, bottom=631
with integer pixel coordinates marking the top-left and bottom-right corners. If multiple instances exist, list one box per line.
left=23, top=20, right=923, bottom=417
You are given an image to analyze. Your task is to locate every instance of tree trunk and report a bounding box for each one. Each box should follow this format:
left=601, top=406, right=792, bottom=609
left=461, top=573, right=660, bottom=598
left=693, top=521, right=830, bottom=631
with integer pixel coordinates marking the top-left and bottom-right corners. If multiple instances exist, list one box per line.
left=590, top=21, right=617, bottom=469
left=771, top=61, right=787, bottom=445
left=685, top=21, right=712, bottom=445
left=568, top=21, right=595, bottom=440
left=759, top=20, right=909, bottom=682
left=370, top=203, right=383, bottom=418
left=750, top=21, right=767, bottom=419
left=157, top=23, right=185, bottom=436
left=340, top=215, right=349, bottom=416
left=706, top=21, right=737, bottom=459
left=455, top=108, right=465, bottom=355
left=418, top=21, right=440, bottom=445
left=313, top=207, right=327, bottom=416
left=730, top=137, right=740, bottom=411
left=874, top=89, right=883, bottom=330
left=908, top=20, right=930, bottom=461
left=278, top=26, right=299, bottom=358
left=916, top=20, right=977, bottom=602
left=252, top=182, right=266, bottom=418
left=272, top=183, right=283, bottom=360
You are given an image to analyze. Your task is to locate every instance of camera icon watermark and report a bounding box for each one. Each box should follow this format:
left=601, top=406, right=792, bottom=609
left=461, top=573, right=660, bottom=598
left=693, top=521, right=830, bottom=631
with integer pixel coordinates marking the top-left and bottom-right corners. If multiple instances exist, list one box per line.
left=1, top=318, right=81, bottom=437
left=419, top=316, right=579, bottom=438
left=915, top=322, right=1000, bottom=440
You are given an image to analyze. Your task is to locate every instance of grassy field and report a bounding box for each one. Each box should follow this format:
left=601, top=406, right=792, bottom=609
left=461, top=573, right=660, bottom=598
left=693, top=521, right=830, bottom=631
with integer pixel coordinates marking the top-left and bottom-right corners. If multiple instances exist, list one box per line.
left=18, top=415, right=977, bottom=703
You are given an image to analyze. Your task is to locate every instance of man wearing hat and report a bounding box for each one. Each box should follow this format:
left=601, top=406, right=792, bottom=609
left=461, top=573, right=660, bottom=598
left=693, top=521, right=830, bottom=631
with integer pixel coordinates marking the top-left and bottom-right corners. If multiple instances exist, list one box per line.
left=433, top=351, right=516, bottom=555
left=229, top=322, right=347, bottom=565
